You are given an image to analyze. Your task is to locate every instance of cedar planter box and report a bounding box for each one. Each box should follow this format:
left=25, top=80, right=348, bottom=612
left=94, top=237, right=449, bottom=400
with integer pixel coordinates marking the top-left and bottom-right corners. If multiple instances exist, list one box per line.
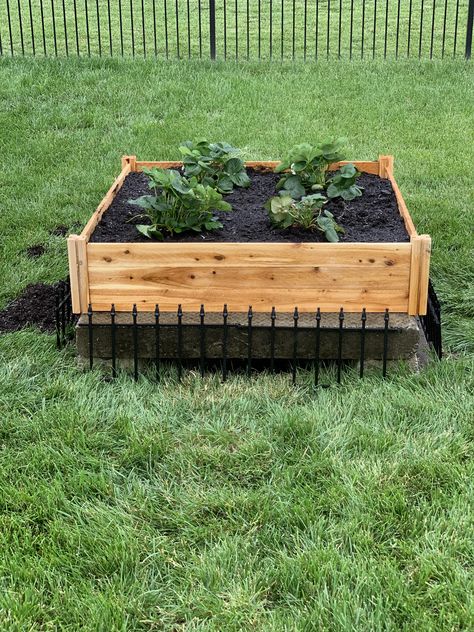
left=67, top=155, right=431, bottom=316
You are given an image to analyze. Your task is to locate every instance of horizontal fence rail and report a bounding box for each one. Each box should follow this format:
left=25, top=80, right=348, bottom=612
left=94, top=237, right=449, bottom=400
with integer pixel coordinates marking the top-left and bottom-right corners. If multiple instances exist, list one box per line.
left=56, top=278, right=442, bottom=385
left=1, top=0, right=473, bottom=60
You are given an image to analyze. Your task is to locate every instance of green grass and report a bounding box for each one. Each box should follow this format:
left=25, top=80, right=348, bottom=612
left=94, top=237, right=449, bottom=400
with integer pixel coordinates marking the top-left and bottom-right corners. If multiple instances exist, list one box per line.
left=0, top=56, right=474, bottom=630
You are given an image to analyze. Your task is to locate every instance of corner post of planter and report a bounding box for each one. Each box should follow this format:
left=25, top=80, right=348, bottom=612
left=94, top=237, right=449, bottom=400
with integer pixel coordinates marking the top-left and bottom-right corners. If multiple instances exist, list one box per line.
left=408, top=234, right=431, bottom=316
left=67, top=234, right=89, bottom=315
left=378, top=155, right=394, bottom=178
left=122, top=155, right=137, bottom=172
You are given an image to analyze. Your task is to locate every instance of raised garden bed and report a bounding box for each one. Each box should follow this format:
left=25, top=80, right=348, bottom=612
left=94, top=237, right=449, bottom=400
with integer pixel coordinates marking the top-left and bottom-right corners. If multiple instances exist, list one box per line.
left=68, top=155, right=431, bottom=315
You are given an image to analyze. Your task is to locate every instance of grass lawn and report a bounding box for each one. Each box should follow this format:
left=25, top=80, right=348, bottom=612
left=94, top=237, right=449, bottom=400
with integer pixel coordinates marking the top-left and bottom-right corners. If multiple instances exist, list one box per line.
left=0, top=57, right=473, bottom=630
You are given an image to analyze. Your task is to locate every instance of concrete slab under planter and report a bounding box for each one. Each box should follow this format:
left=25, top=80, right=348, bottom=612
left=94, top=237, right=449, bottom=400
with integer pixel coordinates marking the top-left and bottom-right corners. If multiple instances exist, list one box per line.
left=76, top=311, right=420, bottom=364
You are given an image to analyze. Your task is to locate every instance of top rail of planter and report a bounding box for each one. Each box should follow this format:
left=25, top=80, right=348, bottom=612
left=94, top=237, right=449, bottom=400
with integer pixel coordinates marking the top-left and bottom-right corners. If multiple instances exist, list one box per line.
left=67, top=156, right=431, bottom=317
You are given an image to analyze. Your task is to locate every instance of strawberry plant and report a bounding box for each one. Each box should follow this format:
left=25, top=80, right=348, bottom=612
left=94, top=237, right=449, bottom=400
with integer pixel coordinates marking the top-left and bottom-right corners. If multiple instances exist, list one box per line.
left=179, top=140, right=250, bottom=194
left=266, top=192, right=344, bottom=242
left=327, top=163, right=363, bottom=201
left=128, top=167, right=231, bottom=240
left=274, top=139, right=346, bottom=198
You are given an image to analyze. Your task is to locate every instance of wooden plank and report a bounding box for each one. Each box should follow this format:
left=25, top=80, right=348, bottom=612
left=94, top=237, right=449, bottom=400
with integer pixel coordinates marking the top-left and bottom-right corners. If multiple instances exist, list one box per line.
left=417, top=235, right=432, bottom=316
left=80, top=163, right=131, bottom=241
left=135, top=159, right=381, bottom=175
left=67, top=235, right=81, bottom=314
left=122, top=155, right=137, bottom=171
left=408, top=237, right=422, bottom=315
left=87, top=242, right=411, bottom=313
left=87, top=242, right=411, bottom=268
left=76, top=236, right=89, bottom=314
left=378, top=155, right=394, bottom=178
left=88, top=290, right=409, bottom=314
left=387, top=172, right=418, bottom=238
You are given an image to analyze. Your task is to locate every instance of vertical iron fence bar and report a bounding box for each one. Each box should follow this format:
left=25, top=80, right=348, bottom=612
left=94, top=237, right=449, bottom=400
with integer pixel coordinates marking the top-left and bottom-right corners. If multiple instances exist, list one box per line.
left=96, top=0, right=101, bottom=57
left=107, top=0, right=112, bottom=55
left=61, top=0, right=68, bottom=56
left=177, top=305, right=183, bottom=381
left=88, top=304, right=94, bottom=370
left=407, top=0, right=413, bottom=55
left=235, top=0, right=238, bottom=59
left=51, top=0, right=57, bottom=55
left=350, top=0, right=354, bottom=59
left=111, top=304, right=117, bottom=378
left=338, top=0, right=342, bottom=59
left=314, top=308, right=321, bottom=388
left=199, top=304, right=205, bottom=378
left=270, top=307, right=276, bottom=374
left=247, top=306, right=253, bottom=377
left=84, top=0, right=91, bottom=56
left=419, top=0, right=424, bottom=58
left=361, top=0, right=365, bottom=58
left=60, top=284, right=66, bottom=342
left=441, top=0, right=447, bottom=57
left=269, top=0, right=272, bottom=58
left=454, top=0, right=460, bottom=56
left=186, top=0, right=190, bottom=58
left=395, top=0, right=401, bottom=57
left=303, top=0, right=307, bottom=60
left=17, top=0, right=24, bottom=55
left=258, top=0, right=261, bottom=58
left=155, top=305, right=160, bottom=380
left=292, top=0, right=296, bottom=60
left=28, top=0, right=35, bottom=54
left=337, top=308, right=344, bottom=384
left=132, top=304, right=138, bottom=381
left=326, top=0, right=330, bottom=58
left=130, top=0, right=135, bottom=56
left=6, top=0, right=14, bottom=55
left=152, top=0, right=158, bottom=56
left=73, top=0, right=79, bottom=55
left=359, top=308, right=366, bottom=378
left=119, top=0, right=124, bottom=55
left=55, top=293, right=61, bottom=348
left=430, top=0, right=436, bottom=58
left=246, top=0, right=250, bottom=59
left=209, top=0, right=215, bottom=58
left=382, top=309, right=389, bottom=377
left=281, top=0, right=284, bottom=59
left=222, top=304, right=228, bottom=381
left=40, top=0, right=46, bottom=54
left=0, top=21, right=3, bottom=56
left=223, top=0, right=227, bottom=59
left=315, top=0, right=319, bottom=58
left=142, top=0, right=146, bottom=57
left=372, top=0, right=377, bottom=58
left=384, top=0, right=389, bottom=58
left=292, top=307, right=298, bottom=385
left=164, top=0, right=169, bottom=58
left=466, top=0, right=474, bottom=58
left=198, top=0, right=202, bottom=57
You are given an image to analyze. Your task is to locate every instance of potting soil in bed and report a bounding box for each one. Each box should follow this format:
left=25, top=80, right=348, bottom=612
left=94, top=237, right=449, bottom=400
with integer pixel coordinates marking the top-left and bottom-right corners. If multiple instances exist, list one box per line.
left=90, top=169, right=410, bottom=243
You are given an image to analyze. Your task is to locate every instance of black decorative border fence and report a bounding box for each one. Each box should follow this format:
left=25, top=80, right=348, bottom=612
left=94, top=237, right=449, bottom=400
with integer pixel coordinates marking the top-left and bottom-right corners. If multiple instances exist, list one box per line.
left=1, top=0, right=473, bottom=60
left=56, top=278, right=443, bottom=385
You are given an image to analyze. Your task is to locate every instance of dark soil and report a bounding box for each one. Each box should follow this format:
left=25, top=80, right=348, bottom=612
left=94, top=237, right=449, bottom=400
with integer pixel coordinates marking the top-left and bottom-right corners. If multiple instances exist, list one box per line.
left=0, top=281, right=67, bottom=334
left=90, top=168, right=409, bottom=244
left=25, top=244, right=46, bottom=258
left=50, top=224, right=71, bottom=237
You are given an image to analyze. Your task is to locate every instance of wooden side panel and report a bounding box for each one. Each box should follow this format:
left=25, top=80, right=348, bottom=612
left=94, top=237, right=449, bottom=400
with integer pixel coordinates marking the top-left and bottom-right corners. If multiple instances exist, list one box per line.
left=135, top=159, right=381, bottom=175
left=87, top=242, right=411, bottom=313
left=68, top=235, right=89, bottom=314
left=80, top=163, right=131, bottom=241
left=417, top=235, right=432, bottom=316
left=387, top=172, right=417, bottom=238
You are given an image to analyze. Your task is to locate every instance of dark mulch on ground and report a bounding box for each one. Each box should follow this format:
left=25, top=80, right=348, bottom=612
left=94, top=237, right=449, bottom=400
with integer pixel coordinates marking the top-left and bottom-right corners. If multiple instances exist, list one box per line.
left=90, top=168, right=409, bottom=244
left=50, top=225, right=71, bottom=237
left=0, top=281, right=68, bottom=334
left=25, top=244, right=46, bottom=258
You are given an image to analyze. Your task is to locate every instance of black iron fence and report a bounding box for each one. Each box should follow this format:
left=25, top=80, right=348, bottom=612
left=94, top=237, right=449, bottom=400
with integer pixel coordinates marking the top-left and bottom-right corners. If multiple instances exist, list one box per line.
left=1, top=0, right=473, bottom=60
left=56, top=279, right=442, bottom=385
